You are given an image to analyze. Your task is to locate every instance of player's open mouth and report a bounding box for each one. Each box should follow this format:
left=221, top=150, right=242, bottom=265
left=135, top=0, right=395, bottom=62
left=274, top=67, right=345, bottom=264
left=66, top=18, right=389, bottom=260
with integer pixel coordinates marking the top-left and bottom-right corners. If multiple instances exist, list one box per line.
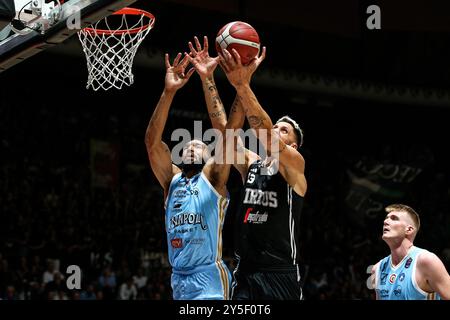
left=383, top=227, right=389, bottom=233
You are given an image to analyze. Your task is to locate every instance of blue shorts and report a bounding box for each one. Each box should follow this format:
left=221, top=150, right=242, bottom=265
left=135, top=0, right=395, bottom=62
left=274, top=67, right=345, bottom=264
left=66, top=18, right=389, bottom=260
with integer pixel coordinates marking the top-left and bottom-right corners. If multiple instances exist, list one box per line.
left=171, top=261, right=232, bottom=300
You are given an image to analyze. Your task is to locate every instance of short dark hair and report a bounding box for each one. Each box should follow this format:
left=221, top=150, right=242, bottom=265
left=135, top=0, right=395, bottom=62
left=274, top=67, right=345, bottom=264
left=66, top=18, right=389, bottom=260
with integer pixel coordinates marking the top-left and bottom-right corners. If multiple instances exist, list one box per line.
left=385, top=204, right=421, bottom=232
left=276, top=116, right=304, bottom=149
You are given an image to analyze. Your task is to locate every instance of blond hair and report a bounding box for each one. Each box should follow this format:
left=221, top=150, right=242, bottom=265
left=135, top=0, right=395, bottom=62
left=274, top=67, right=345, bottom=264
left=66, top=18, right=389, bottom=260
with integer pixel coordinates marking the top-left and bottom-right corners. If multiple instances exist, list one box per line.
left=385, top=204, right=420, bottom=232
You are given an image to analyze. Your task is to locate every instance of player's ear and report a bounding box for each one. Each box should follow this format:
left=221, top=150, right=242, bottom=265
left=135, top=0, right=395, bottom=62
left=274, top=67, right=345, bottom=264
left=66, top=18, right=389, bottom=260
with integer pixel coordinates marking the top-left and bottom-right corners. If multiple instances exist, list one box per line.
left=406, top=225, right=415, bottom=235
left=290, top=142, right=298, bottom=150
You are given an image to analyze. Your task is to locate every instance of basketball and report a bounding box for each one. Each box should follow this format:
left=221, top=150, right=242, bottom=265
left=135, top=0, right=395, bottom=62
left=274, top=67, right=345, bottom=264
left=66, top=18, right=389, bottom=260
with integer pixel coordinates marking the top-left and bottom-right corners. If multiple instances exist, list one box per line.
left=215, top=21, right=260, bottom=65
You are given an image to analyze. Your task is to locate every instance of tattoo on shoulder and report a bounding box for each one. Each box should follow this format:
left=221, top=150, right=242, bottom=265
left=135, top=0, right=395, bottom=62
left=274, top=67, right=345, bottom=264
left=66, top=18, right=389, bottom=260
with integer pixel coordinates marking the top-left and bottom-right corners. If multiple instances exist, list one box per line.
left=208, top=85, right=217, bottom=92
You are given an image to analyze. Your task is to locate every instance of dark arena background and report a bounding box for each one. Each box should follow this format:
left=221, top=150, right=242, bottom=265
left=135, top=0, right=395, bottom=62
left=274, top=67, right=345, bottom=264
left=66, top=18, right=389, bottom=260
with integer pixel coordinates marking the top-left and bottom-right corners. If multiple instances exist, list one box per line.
left=1, top=0, right=450, bottom=302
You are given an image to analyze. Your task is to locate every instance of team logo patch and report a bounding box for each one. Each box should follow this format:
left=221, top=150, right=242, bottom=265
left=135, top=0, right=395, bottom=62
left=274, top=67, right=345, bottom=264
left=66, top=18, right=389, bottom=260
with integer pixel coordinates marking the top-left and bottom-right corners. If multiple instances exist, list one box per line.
left=389, top=274, right=397, bottom=284
left=188, top=188, right=199, bottom=196
left=394, top=285, right=402, bottom=296
left=405, top=257, right=413, bottom=269
left=171, top=238, right=183, bottom=248
left=398, top=273, right=405, bottom=282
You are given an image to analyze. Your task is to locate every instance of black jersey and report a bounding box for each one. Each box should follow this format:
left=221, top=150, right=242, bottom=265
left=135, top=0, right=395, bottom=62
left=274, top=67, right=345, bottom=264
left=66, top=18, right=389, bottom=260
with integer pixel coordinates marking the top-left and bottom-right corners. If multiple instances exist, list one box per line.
left=235, top=159, right=304, bottom=272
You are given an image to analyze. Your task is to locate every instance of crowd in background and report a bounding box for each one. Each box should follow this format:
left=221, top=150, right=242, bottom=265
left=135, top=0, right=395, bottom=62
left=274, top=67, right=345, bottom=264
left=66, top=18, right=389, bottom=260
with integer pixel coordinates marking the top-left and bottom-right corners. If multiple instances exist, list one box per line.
left=1, top=74, right=449, bottom=301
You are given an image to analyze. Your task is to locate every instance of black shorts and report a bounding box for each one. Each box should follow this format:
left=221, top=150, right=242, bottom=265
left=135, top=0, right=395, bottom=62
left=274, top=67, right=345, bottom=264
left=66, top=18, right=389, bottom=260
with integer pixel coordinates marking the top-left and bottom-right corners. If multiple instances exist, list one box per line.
left=231, top=269, right=303, bottom=300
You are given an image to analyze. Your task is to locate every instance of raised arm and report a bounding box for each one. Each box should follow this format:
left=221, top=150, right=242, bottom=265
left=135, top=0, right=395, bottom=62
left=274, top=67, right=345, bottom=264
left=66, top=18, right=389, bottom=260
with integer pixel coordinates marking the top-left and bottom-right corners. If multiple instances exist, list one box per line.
left=183, top=36, right=232, bottom=196
left=219, top=47, right=273, bottom=141
left=220, top=47, right=306, bottom=196
left=145, top=53, right=194, bottom=197
left=186, top=36, right=255, bottom=194
left=186, top=36, right=248, bottom=134
left=186, top=36, right=226, bottom=132
left=225, top=94, right=259, bottom=181
left=226, top=95, right=245, bottom=130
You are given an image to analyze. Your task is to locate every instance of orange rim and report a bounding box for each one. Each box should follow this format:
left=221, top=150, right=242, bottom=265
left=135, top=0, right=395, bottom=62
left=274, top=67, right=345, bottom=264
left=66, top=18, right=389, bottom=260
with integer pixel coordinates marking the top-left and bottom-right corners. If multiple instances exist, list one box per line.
left=83, top=7, right=155, bottom=35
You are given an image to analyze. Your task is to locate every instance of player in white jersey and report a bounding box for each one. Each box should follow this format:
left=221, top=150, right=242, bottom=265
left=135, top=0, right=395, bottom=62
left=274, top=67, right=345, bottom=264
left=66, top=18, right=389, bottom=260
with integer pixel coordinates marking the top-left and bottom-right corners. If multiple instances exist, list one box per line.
left=371, top=204, right=450, bottom=300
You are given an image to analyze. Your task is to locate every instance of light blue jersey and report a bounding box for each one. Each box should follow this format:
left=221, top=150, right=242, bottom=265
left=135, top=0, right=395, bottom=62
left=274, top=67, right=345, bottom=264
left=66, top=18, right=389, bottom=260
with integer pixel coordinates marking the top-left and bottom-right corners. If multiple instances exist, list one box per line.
left=375, top=246, right=440, bottom=300
left=165, top=171, right=231, bottom=299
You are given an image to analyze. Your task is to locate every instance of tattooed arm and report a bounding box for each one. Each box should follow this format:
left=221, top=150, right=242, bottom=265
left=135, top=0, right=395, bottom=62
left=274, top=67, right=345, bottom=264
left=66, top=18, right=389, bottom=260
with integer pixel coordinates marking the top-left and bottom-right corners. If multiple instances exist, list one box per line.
left=145, top=53, right=194, bottom=198
left=226, top=94, right=245, bottom=130
left=220, top=47, right=306, bottom=196
left=187, top=36, right=226, bottom=131
left=186, top=36, right=232, bottom=197
left=203, top=76, right=227, bottom=131
left=225, top=95, right=259, bottom=182
left=219, top=47, right=274, bottom=142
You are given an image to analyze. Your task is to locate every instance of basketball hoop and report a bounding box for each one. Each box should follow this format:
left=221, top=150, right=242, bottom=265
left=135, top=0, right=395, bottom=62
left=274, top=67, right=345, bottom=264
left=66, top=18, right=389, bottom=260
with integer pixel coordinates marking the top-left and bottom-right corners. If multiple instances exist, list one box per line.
left=77, top=8, right=155, bottom=91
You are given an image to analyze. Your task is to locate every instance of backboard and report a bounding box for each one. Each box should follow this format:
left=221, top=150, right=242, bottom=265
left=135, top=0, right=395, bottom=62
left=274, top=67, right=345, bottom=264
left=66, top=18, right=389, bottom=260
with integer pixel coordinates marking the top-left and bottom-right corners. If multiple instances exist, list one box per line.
left=0, top=0, right=137, bottom=73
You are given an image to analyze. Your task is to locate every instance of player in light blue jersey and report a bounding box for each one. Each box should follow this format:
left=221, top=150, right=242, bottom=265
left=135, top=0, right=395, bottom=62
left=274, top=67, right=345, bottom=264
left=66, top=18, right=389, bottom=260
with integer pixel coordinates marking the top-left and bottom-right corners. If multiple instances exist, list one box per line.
left=144, top=38, right=242, bottom=300
left=371, top=204, right=450, bottom=300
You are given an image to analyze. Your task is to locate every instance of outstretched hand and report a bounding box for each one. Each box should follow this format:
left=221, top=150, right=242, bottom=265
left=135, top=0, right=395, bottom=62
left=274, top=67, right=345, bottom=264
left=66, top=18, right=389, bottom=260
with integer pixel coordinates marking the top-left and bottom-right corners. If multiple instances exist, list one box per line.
left=164, top=52, right=195, bottom=92
left=219, top=46, right=266, bottom=88
left=186, top=36, right=220, bottom=81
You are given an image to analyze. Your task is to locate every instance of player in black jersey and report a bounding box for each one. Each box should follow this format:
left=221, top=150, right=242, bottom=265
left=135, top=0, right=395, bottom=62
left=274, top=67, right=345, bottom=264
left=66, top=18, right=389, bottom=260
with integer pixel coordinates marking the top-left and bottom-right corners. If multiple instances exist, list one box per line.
left=219, top=47, right=307, bottom=300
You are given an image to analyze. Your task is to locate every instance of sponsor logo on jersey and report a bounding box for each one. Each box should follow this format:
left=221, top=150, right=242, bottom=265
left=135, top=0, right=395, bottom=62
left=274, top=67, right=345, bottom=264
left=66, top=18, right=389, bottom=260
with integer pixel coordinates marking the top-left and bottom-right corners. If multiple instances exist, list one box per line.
left=243, top=208, right=268, bottom=224
left=389, top=273, right=397, bottom=284
left=185, top=238, right=205, bottom=245
left=173, top=203, right=182, bottom=210
left=405, top=257, right=413, bottom=269
left=173, top=188, right=199, bottom=198
left=169, top=212, right=208, bottom=230
left=243, top=188, right=278, bottom=208
left=393, top=285, right=402, bottom=296
left=174, top=228, right=194, bottom=234
left=378, top=289, right=389, bottom=298
left=380, top=273, right=388, bottom=285
left=171, top=238, right=182, bottom=248
left=398, top=273, right=405, bottom=282
left=173, top=190, right=188, bottom=198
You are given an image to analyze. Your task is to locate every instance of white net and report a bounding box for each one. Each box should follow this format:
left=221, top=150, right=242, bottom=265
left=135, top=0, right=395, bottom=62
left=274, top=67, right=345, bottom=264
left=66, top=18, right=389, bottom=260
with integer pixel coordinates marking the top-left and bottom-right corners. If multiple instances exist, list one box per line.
left=77, top=9, right=154, bottom=91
